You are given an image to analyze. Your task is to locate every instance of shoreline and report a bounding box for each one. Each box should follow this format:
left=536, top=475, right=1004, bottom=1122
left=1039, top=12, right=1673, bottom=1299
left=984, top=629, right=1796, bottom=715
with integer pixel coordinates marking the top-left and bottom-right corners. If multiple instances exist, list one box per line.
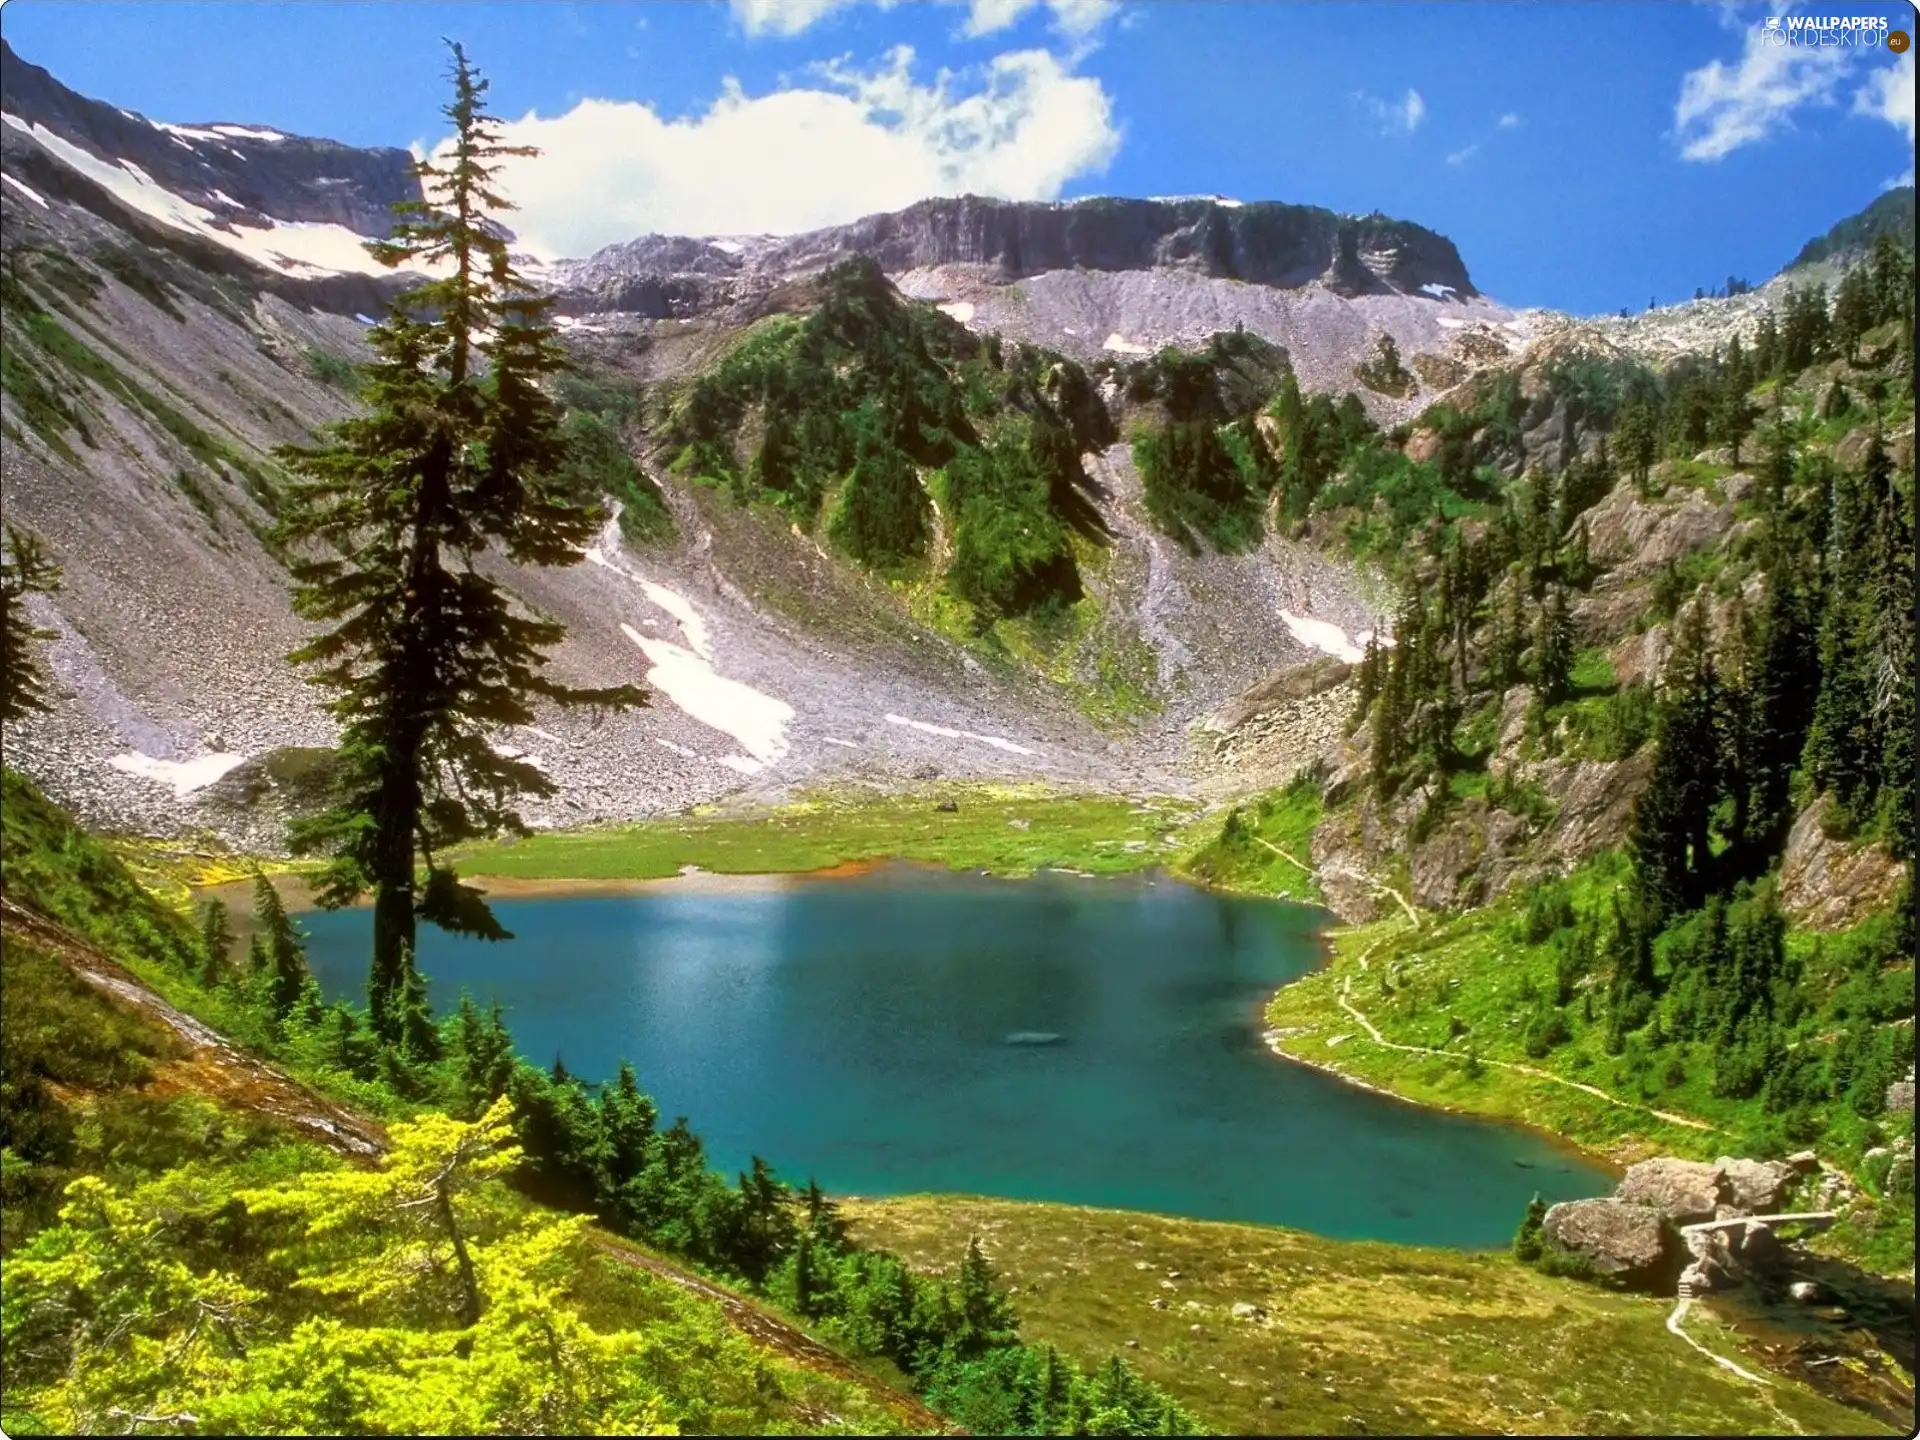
left=199, top=858, right=899, bottom=914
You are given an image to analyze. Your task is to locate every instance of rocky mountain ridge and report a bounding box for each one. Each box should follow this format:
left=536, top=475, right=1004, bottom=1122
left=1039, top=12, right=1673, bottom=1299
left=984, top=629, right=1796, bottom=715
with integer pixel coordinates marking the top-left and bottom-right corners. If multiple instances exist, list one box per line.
left=0, top=38, right=418, bottom=247
left=552, top=193, right=1480, bottom=314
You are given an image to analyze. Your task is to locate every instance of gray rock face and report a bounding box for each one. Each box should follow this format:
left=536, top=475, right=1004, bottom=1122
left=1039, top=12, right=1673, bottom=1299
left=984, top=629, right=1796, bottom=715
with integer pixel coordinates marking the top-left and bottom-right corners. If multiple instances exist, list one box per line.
left=551, top=194, right=1480, bottom=318
left=1616, top=1158, right=1726, bottom=1224
left=1778, top=794, right=1910, bottom=931
left=1541, top=1198, right=1676, bottom=1285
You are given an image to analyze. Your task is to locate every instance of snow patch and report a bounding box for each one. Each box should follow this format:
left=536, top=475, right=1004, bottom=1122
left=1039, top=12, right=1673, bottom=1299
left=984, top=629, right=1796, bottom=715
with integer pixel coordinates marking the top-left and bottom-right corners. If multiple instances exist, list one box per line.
left=1101, top=333, right=1152, bottom=356
left=1279, top=610, right=1366, bottom=664
left=585, top=526, right=712, bottom=660
left=1, top=113, right=412, bottom=280
left=884, top=714, right=1034, bottom=756
left=823, top=737, right=858, bottom=749
left=1, top=172, right=48, bottom=208
left=1420, top=283, right=1457, bottom=299
left=653, top=738, right=699, bottom=759
left=154, top=122, right=231, bottom=143
left=210, top=124, right=288, bottom=142
left=354, top=313, right=377, bottom=326
left=937, top=301, right=975, bottom=324
left=717, top=755, right=765, bottom=775
left=621, top=627, right=792, bottom=765
left=108, top=750, right=247, bottom=797
left=710, top=238, right=745, bottom=255
left=1146, top=194, right=1244, bottom=208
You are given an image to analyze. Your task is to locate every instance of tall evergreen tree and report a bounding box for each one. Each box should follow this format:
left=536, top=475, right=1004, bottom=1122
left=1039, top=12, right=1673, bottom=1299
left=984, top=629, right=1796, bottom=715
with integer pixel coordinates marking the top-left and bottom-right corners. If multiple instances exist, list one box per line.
left=0, top=525, right=61, bottom=722
left=1629, top=593, right=1721, bottom=921
left=1533, top=585, right=1575, bottom=705
left=272, top=46, right=646, bottom=1050
left=251, top=875, right=314, bottom=1021
left=198, top=898, right=235, bottom=988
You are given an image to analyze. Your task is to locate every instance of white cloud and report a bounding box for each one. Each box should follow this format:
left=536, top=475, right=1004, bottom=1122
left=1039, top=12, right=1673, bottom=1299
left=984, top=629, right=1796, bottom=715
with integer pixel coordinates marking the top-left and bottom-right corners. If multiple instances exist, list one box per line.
left=965, top=0, right=1118, bottom=36
left=731, top=0, right=1116, bottom=39
left=731, top=0, right=873, bottom=37
left=1355, top=87, right=1425, bottom=136
left=1445, top=143, right=1478, bottom=166
left=1496, top=112, right=1521, bottom=129
left=1853, top=45, right=1915, bottom=173
left=450, top=46, right=1119, bottom=258
left=1674, top=18, right=1912, bottom=162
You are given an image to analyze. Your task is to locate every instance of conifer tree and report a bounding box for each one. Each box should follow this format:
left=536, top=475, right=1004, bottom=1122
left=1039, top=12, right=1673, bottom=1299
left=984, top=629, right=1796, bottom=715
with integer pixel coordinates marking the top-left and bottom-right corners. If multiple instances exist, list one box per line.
left=444, top=995, right=517, bottom=1119
left=198, top=898, right=235, bottom=988
left=1490, top=578, right=1527, bottom=689
left=250, top=875, right=314, bottom=1021
left=0, top=525, right=61, bottom=722
left=1832, top=264, right=1876, bottom=361
left=272, top=45, right=646, bottom=1050
left=1533, top=585, right=1575, bottom=705
left=954, top=1236, right=1019, bottom=1359
left=1629, top=593, right=1720, bottom=922
left=1615, top=398, right=1658, bottom=498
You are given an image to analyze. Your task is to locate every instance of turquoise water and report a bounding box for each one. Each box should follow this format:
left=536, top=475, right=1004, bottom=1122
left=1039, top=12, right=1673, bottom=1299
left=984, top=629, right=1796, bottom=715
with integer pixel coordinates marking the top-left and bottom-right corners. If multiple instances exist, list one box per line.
left=300, top=866, right=1609, bottom=1246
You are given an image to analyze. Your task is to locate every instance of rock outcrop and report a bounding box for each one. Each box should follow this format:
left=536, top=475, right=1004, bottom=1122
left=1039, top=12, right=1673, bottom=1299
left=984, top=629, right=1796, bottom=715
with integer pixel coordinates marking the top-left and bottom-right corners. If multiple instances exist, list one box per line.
left=1777, top=795, right=1910, bottom=931
left=1544, top=1153, right=1811, bottom=1293
left=1541, top=1198, right=1677, bottom=1287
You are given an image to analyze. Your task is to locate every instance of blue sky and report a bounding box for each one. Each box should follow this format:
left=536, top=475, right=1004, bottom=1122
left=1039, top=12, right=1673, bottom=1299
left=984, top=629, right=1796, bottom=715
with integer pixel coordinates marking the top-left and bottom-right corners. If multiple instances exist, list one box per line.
left=2, top=0, right=1912, bottom=313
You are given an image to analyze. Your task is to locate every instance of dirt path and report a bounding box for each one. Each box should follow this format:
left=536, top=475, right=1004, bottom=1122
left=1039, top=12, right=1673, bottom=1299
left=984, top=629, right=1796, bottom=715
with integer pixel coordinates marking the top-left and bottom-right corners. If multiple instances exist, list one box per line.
left=0, top=895, right=954, bottom=1435
left=1255, top=837, right=1424, bottom=927
left=1330, top=973, right=1724, bottom=1134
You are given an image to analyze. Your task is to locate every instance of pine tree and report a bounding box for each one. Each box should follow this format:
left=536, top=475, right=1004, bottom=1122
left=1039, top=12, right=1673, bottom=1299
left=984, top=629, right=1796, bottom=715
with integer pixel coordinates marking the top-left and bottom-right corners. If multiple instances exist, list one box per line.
left=1831, top=264, right=1876, bottom=362
left=1616, top=398, right=1658, bottom=498
left=1629, top=593, right=1720, bottom=921
left=0, top=525, right=62, bottom=721
left=953, top=1235, right=1019, bottom=1360
left=444, top=995, right=517, bottom=1119
left=1533, top=585, right=1575, bottom=704
left=801, top=1177, right=850, bottom=1253
left=1490, top=578, right=1527, bottom=689
left=1512, top=1192, right=1548, bottom=1263
left=251, top=875, right=314, bottom=1021
left=1752, top=310, right=1779, bottom=377
left=598, top=1060, right=658, bottom=1198
left=272, top=46, right=646, bottom=1050
left=198, top=899, right=234, bottom=988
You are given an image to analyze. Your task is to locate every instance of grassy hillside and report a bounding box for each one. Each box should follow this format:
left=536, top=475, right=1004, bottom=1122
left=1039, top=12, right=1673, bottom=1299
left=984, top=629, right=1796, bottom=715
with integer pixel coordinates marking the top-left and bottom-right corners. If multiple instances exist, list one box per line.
left=844, top=1195, right=1890, bottom=1437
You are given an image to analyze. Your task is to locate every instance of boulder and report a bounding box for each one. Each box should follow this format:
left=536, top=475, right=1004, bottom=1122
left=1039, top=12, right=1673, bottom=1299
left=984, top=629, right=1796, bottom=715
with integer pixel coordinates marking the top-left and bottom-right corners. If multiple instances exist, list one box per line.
left=1230, top=1302, right=1268, bottom=1321
left=1715, top=1156, right=1794, bottom=1215
left=1541, top=1198, right=1677, bottom=1287
left=1785, top=1150, right=1820, bottom=1174
left=1789, top=1281, right=1821, bottom=1304
left=1616, top=1157, right=1724, bottom=1224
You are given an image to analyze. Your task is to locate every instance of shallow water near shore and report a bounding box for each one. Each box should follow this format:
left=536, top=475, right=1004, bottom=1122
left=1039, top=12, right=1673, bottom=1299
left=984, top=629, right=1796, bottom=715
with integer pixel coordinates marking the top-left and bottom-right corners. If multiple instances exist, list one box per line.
left=300, top=864, right=1609, bottom=1245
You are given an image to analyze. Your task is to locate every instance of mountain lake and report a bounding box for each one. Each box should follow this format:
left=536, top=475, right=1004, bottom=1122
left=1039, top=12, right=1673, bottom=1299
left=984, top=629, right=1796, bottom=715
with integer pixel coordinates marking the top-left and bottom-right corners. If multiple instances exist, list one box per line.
left=301, top=864, right=1610, bottom=1246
